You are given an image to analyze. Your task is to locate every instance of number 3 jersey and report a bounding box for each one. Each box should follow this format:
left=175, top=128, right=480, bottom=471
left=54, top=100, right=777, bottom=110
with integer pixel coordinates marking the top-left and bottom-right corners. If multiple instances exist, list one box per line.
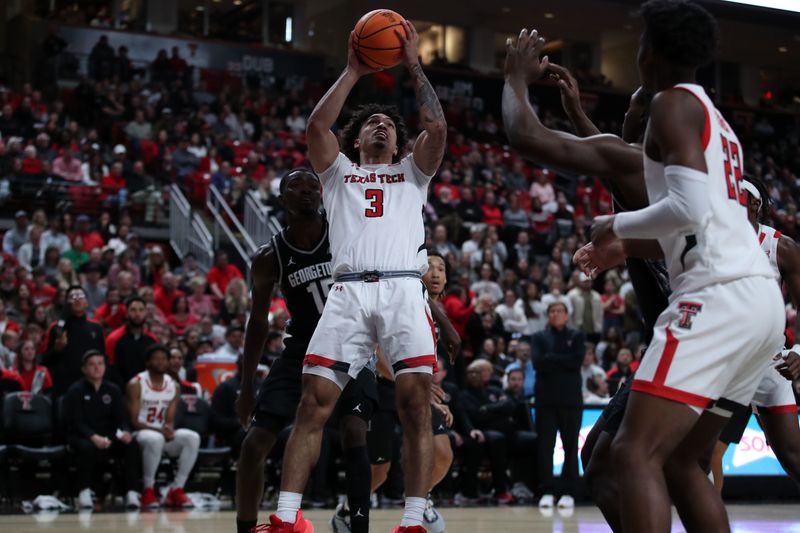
left=270, top=223, right=333, bottom=344
left=319, top=153, right=433, bottom=277
left=135, top=371, right=176, bottom=429
left=643, top=84, right=774, bottom=296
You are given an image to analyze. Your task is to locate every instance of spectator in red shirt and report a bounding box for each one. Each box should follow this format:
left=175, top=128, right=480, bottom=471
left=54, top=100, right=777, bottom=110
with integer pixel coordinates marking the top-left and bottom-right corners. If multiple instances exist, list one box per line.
left=15, top=339, right=53, bottom=393
left=73, top=215, right=105, bottom=253
left=100, top=161, right=127, bottom=205
left=433, top=169, right=461, bottom=201
left=443, top=285, right=475, bottom=340
left=600, top=279, right=625, bottom=334
left=448, top=133, right=470, bottom=158
left=206, top=251, right=243, bottom=300
left=30, top=266, right=57, bottom=307
left=94, top=288, right=127, bottom=331
left=480, top=190, right=504, bottom=226
left=154, top=272, right=185, bottom=317
left=167, top=296, right=200, bottom=337
left=20, top=145, right=43, bottom=176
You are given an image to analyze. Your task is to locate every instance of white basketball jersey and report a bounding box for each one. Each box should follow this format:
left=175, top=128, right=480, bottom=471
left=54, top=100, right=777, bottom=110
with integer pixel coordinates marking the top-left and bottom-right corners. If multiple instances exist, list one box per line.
left=135, top=371, right=176, bottom=428
left=319, top=153, right=432, bottom=276
left=758, top=223, right=781, bottom=278
left=643, top=84, right=773, bottom=296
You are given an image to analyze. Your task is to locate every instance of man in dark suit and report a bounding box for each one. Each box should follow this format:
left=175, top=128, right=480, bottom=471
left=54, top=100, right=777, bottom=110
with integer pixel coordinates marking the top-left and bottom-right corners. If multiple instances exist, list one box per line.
left=532, top=301, right=585, bottom=510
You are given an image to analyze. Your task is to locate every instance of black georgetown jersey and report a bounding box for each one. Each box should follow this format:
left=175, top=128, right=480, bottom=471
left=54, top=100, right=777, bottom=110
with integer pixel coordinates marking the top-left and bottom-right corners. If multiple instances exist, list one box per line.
left=612, top=199, right=671, bottom=345
left=270, top=223, right=333, bottom=345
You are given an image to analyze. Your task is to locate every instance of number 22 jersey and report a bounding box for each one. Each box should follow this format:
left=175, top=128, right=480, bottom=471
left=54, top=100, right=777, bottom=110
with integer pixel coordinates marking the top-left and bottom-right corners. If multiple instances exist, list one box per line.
left=643, top=84, right=774, bottom=296
left=319, top=153, right=434, bottom=277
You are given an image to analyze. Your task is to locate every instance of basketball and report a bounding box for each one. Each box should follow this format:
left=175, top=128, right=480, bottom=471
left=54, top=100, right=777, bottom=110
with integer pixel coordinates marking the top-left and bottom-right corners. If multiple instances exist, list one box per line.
left=353, top=9, right=406, bottom=70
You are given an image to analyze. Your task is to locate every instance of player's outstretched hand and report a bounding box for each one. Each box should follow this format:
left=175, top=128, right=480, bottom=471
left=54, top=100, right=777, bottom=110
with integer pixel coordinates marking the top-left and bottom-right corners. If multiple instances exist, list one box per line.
left=777, top=349, right=800, bottom=381
left=548, top=63, right=581, bottom=115
left=395, top=19, right=420, bottom=68
left=347, top=31, right=381, bottom=77
left=235, top=390, right=255, bottom=429
left=573, top=240, right=626, bottom=279
left=504, top=28, right=549, bottom=85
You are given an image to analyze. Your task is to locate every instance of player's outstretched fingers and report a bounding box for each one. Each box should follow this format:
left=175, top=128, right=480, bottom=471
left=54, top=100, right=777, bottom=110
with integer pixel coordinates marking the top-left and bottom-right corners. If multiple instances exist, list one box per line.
left=518, top=28, right=529, bottom=49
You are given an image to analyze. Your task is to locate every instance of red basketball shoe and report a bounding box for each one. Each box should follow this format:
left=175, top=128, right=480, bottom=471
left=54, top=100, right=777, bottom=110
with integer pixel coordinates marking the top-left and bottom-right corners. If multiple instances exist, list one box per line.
left=391, top=526, right=427, bottom=533
left=140, top=487, right=159, bottom=509
left=252, top=511, right=314, bottom=532
left=164, top=486, right=193, bottom=508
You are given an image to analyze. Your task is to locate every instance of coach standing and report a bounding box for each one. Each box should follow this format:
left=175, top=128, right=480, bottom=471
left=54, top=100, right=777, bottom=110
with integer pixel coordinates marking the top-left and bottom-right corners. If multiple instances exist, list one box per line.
left=43, top=286, right=105, bottom=396
left=531, top=301, right=585, bottom=510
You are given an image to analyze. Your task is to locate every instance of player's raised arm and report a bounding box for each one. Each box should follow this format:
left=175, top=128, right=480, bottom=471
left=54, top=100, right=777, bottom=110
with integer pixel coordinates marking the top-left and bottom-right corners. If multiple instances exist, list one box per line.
left=236, top=247, right=278, bottom=427
left=502, top=30, right=642, bottom=195
left=306, top=32, right=377, bottom=173
left=396, top=20, right=447, bottom=176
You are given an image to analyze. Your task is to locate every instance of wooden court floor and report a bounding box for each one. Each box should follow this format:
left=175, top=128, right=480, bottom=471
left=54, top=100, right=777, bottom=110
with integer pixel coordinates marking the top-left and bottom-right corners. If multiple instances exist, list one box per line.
left=1, top=504, right=799, bottom=532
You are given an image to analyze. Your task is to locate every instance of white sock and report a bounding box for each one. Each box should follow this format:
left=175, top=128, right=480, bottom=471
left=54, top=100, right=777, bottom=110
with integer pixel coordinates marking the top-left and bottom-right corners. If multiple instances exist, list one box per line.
left=276, top=491, right=303, bottom=523
left=400, top=496, right=426, bottom=527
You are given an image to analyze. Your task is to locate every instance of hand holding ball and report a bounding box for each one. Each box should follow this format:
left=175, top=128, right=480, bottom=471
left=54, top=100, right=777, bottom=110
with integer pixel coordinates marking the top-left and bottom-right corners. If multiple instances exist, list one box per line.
left=352, top=9, right=406, bottom=70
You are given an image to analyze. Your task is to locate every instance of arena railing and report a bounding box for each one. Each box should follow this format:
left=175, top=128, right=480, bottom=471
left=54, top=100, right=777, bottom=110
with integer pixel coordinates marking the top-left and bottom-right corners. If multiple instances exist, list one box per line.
left=169, top=183, right=213, bottom=272
left=206, top=184, right=258, bottom=277
left=244, top=190, right=281, bottom=249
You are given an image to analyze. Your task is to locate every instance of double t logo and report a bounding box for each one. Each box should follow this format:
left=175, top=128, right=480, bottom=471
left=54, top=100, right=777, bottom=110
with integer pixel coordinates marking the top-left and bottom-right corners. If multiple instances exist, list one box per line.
left=677, top=301, right=703, bottom=330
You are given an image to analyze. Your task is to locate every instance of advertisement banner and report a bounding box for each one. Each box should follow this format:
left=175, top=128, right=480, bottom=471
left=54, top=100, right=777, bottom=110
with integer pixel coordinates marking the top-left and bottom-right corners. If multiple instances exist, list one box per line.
left=54, top=24, right=325, bottom=80
left=540, top=408, right=796, bottom=476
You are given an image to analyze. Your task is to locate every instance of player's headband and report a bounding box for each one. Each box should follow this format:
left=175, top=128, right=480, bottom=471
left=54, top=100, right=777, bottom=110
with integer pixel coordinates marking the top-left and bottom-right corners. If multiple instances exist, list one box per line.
left=741, top=180, right=761, bottom=202
left=280, top=168, right=320, bottom=195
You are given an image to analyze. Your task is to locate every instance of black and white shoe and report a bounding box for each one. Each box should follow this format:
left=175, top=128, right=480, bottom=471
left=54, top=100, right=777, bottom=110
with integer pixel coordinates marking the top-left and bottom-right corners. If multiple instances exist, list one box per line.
left=423, top=497, right=446, bottom=532
left=330, top=502, right=351, bottom=533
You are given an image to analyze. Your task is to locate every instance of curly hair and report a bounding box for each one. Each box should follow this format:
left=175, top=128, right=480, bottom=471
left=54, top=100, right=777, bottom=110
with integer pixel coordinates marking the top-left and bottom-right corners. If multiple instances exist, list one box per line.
left=341, top=104, right=408, bottom=164
left=641, top=0, right=719, bottom=68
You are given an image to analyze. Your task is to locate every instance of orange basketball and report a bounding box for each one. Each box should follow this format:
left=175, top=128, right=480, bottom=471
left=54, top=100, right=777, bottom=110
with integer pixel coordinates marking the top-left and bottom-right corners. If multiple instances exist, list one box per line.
left=353, top=9, right=406, bottom=70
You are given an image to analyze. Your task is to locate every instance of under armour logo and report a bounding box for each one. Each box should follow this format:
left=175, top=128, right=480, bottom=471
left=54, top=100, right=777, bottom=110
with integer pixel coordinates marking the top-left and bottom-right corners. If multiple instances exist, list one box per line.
left=677, top=301, right=703, bottom=330
left=355, top=508, right=364, bottom=518
left=438, top=425, right=445, bottom=431
left=287, top=257, right=295, bottom=266
left=352, top=403, right=362, bottom=413
left=334, top=285, right=344, bottom=292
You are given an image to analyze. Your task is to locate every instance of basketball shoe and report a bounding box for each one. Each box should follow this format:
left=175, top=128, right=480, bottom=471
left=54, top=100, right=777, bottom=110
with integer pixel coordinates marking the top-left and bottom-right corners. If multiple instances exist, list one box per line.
left=252, top=511, right=314, bottom=532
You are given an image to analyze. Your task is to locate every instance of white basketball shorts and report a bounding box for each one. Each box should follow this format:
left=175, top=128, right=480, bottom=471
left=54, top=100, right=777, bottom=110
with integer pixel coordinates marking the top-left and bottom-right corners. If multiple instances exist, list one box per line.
left=632, top=275, right=785, bottom=412
left=303, top=276, right=436, bottom=387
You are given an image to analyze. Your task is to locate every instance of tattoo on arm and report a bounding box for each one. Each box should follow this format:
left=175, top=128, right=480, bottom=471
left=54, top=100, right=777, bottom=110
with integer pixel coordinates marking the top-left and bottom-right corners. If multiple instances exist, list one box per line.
left=410, top=64, right=444, bottom=125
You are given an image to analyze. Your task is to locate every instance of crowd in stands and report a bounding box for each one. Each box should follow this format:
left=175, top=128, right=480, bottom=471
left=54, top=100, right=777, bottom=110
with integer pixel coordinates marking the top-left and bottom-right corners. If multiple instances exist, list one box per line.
left=0, top=29, right=799, bottom=508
